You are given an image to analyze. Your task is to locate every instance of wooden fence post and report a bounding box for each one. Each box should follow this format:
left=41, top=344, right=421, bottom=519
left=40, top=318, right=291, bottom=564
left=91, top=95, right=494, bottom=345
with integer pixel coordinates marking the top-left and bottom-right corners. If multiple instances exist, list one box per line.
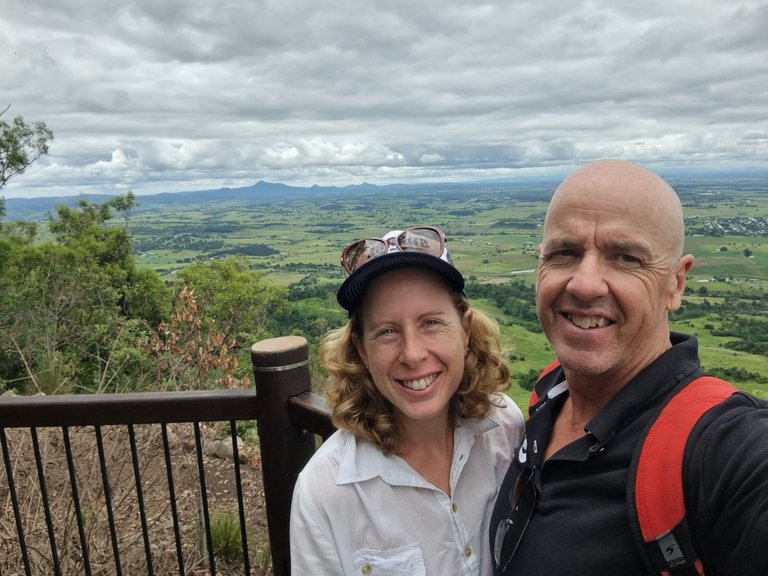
left=251, top=335, right=316, bottom=576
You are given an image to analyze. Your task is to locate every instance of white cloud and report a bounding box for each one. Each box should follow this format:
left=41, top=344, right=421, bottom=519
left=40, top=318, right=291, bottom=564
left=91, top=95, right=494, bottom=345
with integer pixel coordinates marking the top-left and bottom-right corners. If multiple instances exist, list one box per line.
left=2, top=0, right=767, bottom=198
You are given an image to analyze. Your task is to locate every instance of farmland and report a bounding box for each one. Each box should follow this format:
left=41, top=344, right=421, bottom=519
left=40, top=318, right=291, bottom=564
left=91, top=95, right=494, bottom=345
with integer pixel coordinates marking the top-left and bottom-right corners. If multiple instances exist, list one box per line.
left=110, top=175, right=768, bottom=405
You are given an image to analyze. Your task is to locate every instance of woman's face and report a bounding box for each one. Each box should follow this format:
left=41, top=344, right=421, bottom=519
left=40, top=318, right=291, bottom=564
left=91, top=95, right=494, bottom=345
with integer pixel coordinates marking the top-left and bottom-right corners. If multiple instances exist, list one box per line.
left=354, top=268, right=470, bottom=426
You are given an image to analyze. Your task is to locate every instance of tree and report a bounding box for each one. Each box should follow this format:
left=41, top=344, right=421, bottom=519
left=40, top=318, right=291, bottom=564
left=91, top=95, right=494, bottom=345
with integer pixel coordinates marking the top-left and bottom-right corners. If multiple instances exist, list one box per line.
left=176, top=257, right=287, bottom=346
left=108, top=190, right=136, bottom=230
left=0, top=195, right=167, bottom=394
left=0, top=106, right=54, bottom=192
left=142, top=288, right=250, bottom=390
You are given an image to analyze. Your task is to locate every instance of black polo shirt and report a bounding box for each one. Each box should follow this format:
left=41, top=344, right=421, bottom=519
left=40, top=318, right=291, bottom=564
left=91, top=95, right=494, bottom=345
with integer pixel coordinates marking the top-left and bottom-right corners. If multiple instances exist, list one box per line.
left=490, top=332, right=768, bottom=575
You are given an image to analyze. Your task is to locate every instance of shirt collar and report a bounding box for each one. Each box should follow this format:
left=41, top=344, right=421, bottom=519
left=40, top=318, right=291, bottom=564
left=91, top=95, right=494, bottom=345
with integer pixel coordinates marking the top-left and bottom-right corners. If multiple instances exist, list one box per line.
left=335, top=415, right=500, bottom=486
left=524, top=332, right=702, bottom=460
left=584, top=332, right=702, bottom=445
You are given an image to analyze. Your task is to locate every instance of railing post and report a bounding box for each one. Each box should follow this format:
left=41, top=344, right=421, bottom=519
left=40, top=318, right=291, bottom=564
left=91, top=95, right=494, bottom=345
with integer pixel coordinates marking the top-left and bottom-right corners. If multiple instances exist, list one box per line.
left=251, top=335, right=317, bottom=576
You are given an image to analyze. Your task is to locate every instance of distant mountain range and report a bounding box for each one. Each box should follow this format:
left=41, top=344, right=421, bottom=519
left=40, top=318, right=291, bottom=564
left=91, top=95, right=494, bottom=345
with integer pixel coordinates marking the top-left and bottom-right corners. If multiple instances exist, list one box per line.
left=3, top=177, right=563, bottom=220
left=4, top=167, right=766, bottom=221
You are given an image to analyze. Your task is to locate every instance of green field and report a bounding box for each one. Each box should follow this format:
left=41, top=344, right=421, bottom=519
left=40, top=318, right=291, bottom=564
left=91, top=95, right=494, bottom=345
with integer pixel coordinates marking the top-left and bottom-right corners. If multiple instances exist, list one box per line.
left=121, top=177, right=768, bottom=401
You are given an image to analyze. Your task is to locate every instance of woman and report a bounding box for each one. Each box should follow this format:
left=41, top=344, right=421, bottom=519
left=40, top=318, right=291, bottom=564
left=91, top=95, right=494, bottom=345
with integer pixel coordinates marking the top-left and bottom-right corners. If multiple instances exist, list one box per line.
left=290, top=225, right=525, bottom=575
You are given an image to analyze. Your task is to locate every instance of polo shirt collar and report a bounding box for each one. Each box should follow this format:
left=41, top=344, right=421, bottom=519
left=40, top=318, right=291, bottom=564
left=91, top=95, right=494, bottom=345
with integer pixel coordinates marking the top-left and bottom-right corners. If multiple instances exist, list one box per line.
left=584, top=332, right=702, bottom=446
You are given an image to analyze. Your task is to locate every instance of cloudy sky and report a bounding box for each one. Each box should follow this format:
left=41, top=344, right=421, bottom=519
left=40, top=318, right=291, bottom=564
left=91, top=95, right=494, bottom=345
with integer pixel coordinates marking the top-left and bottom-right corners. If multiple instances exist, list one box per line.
left=2, top=0, right=767, bottom=199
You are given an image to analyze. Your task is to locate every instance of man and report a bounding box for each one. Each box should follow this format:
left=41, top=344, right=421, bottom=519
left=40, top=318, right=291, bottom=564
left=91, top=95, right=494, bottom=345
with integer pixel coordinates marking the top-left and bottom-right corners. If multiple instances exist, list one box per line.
left=490, top=159, right=768, bottom=575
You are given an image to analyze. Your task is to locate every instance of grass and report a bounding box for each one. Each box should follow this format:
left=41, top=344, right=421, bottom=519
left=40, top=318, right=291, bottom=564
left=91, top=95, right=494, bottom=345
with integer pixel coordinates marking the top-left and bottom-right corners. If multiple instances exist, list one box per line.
left=208, top=511, right=244, bottom=563
left=123, top=179, right=768, bottom=402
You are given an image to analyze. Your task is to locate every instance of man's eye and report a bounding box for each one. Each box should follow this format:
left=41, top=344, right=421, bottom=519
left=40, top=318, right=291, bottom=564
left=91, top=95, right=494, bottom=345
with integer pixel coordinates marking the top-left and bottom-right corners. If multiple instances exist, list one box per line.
left=548, top=249, right=577, bottom=259
left=618, top=254, right=640, bottom=263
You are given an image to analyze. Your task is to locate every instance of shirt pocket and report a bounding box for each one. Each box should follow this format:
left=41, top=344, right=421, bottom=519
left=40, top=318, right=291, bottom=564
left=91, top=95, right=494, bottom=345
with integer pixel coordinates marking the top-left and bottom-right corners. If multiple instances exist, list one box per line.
left=352, top=542, right=426, bottom=576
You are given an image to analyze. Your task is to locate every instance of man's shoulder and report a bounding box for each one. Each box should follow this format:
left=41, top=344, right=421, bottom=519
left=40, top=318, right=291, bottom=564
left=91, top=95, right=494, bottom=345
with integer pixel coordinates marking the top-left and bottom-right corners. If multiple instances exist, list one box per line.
left=684, top=388, right=768, bottom=493
left=683, top=390, right=768, bottom=575
left=690, top=389, right=768, bottom=443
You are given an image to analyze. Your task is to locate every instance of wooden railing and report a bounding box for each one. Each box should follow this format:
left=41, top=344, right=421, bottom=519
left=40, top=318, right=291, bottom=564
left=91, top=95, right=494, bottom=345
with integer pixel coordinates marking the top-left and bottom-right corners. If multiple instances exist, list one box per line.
left=0, top=335, right=334, bottom=576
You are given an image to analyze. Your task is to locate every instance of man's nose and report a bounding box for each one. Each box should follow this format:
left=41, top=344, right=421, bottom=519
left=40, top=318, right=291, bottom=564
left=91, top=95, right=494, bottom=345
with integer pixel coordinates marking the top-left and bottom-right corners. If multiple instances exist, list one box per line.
left=566, top=255, right=609, bottom=299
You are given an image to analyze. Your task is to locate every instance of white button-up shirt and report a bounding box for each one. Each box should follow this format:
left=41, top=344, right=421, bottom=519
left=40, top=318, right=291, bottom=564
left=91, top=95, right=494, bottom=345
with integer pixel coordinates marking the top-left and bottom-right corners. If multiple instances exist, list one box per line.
left=290, top=394, right=524, bottom=575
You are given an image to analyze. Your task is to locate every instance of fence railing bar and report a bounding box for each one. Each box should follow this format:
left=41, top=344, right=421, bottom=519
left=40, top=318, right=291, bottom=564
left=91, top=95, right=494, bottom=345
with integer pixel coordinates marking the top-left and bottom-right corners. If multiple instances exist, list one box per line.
left=0, top=390, right=258, bottom=428
left=62, top=426, right=93, bottom=576
left=1, top=427, right=33, bottom=576
left=95, top=425, right=123, bottom=576
left=31, top=427, right=62, bottom=576
left=230, top=420, right=251, bottom=575
left=287, top=392, right=334, bottom=440
left=193, top=421, right=216, bottom=575
left=161, top=422, right=185, bottom=575
left=128, top=424, right=154, bottom=576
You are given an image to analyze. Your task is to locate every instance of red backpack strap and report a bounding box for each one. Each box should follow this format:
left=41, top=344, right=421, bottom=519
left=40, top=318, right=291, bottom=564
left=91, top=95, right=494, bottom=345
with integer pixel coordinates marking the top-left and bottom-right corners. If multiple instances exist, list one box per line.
left=529, top=359, right=561, bottom=408
left=629, top=376, right=737, bottom=575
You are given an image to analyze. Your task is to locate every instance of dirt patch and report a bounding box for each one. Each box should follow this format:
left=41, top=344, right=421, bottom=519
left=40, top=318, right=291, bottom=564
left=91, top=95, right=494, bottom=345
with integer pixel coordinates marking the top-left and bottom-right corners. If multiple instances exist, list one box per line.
left=0, top=423, right=273, bottom=575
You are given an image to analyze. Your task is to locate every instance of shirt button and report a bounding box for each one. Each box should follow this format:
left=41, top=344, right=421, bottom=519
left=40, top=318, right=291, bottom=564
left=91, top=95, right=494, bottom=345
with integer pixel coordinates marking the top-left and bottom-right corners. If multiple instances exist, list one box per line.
left=452, top=502, right=458, bottom=513
left=361, top=564, right=372, bottom=575
left=464, top=546, right=472, bottom=557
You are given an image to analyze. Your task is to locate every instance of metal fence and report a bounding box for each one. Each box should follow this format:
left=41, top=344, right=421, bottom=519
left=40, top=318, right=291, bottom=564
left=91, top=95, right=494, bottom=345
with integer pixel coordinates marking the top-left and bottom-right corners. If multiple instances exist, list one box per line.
left=0, top=335, right=334, bottom=576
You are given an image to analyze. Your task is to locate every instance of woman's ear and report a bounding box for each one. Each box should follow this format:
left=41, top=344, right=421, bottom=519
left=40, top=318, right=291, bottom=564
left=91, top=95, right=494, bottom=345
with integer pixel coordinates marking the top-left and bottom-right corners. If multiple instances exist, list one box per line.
left=352, top=332, right=368, bottom=367
left=462, top=309, right=472, bottom=349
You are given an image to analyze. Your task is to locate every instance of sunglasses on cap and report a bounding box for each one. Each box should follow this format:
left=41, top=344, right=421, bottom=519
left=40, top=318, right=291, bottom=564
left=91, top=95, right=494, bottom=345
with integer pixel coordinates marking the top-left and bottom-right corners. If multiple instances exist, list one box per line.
left=339, top=226, right=447, bottom=275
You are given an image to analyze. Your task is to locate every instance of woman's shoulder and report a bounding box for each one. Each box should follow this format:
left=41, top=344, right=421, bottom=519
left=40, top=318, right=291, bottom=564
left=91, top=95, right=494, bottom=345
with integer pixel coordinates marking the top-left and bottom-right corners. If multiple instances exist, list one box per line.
left=483, top=393, right=525, bottom=449
left=489, top=392, right=525, bottom=426
left=299, top=428, right=351, bottom=473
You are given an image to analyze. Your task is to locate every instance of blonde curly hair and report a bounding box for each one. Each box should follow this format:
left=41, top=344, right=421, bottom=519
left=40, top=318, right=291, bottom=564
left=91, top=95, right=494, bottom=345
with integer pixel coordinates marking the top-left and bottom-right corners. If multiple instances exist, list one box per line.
left=319, top=290, right=510, bottom=455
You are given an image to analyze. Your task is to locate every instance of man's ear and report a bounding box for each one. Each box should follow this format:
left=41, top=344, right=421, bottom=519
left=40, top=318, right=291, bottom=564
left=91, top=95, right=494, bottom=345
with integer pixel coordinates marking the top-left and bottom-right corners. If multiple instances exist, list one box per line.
left=667, top=254, right=694, bottom=312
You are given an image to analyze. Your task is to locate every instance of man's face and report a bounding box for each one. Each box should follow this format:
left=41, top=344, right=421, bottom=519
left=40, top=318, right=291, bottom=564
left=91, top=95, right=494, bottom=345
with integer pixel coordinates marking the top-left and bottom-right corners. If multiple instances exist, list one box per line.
left=535, top=165, right=691, bottom=388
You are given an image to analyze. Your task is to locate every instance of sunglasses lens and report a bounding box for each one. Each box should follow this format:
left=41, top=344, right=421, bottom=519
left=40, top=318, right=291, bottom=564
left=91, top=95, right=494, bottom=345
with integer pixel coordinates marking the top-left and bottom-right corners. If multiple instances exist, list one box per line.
left=343, top=239, right=387, bottom=273
left=494, top=468, right=537, bottom=571
left=397, top=227, right=443, bottom=256
left=340, top=227, right=445, bottom=275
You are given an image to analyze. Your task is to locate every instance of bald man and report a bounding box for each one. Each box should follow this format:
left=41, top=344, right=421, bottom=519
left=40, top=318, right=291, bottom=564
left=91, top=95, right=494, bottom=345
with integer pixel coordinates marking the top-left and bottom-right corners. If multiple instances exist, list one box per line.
left=490, top=160, right=768, bottom=575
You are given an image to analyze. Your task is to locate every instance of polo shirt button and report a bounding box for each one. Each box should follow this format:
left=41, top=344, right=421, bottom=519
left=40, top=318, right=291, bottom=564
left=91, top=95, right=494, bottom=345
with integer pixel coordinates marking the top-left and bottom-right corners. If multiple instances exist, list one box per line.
left=464, top=546, right=472, bottom=557
left=361, top=563, right=372, bottom=575
left=452, top=502, right=458, bottom=513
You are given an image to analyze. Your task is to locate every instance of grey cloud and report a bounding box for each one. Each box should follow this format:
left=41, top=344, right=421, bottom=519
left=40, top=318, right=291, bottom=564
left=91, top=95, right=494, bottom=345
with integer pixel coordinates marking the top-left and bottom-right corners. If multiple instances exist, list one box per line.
left=1, top=0, right=766, bottom=198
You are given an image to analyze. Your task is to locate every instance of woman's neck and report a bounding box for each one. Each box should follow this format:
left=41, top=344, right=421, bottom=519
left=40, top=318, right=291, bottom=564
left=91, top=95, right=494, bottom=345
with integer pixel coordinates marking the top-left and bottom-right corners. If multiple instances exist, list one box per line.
left=396, top=417, right=455, bottom=495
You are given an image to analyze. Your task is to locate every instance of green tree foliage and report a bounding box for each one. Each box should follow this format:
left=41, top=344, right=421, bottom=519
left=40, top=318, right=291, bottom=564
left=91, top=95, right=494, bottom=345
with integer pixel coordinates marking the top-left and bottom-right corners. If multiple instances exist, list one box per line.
left=708, top=366, right=768, bottom=385
left=516, top=368, right=541, bottom=391
left=0, top=194, right=167, bottom=394
left=0, top=107, right=53, bottom=191
left=134, top=259, right=289, bottom=391
left=465, top=279, right=541, bottom=332
left=176, top=257, right=287, bottom=346
left=0, top=192, right=291, bottom=395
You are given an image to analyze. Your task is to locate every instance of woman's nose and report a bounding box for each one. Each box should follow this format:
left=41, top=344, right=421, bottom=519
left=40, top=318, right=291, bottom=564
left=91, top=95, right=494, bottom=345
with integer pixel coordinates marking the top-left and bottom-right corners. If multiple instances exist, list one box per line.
left=398, top=330, right=428, bottom=365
